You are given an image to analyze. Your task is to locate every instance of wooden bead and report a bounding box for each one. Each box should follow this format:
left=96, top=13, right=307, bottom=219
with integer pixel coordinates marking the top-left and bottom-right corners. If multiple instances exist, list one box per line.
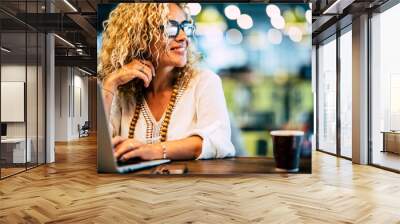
left=128, top=81, right=183, bottom=143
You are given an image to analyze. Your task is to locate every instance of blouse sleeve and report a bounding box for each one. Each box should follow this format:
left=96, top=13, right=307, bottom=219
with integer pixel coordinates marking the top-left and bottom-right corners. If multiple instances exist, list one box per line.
left=109, top=92, right=122, bottom=137
left=186, top=70, right=236, bottom=159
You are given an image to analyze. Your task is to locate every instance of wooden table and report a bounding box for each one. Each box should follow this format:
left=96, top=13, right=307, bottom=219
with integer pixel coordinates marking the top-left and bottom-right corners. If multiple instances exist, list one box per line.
left=381, top=131, right=400, bottom=154
left=134, top=157, right=311, bottom=175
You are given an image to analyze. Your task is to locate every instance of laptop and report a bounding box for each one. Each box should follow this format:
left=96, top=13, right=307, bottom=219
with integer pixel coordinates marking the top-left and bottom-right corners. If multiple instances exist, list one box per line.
left=97, top=82, right=170, bottom=173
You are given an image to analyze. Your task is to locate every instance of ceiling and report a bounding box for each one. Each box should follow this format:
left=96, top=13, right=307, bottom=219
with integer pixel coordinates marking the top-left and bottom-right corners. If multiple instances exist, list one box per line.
left=2, top=0, right=392, bottom=73
left=311, top=0, right=391, bottom=44
left=0, top=0, right=98, bottom=73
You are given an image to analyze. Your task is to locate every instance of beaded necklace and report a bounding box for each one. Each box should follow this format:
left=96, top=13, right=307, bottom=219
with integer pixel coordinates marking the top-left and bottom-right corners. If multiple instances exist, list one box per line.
left=128, top=74, right=188, bottom=142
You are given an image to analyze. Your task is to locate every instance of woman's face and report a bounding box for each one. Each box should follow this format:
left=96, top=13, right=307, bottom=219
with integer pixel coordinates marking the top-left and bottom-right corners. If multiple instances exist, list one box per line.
left=151, top=3, right=189, bottom=69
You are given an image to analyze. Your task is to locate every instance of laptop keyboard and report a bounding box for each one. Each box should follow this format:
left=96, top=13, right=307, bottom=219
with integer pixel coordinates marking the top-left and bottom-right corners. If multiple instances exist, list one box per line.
left=117, top=157, right=145, bottom=167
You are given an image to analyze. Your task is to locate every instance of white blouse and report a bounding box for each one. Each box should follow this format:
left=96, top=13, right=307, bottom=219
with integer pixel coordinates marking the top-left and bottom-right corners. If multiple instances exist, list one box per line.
left=109, top=69, right=235, bottom=159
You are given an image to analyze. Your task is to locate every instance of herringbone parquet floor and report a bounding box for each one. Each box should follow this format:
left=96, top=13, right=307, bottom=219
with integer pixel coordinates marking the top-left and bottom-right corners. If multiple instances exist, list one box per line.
left=1, top=135, right=400, bottom=224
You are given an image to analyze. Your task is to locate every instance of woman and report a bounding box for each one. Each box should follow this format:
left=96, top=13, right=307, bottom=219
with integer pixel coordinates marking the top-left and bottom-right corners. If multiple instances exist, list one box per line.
left=98, top=3, right=235, bottom=162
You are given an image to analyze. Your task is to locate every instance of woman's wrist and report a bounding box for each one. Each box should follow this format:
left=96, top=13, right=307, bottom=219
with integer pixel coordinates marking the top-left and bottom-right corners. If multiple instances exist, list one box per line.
left=154, top=143, right=167, bottom=160
left=103, top=71, right=120, bottom=94
left=102, top=87, right=115, bottom=97
left=102, top=80, right=117, bottom=95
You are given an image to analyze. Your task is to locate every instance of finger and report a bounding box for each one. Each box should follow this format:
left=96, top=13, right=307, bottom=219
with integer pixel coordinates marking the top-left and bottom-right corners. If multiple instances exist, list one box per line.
left=115, top=144, right=138, bottom=160
left=119, top=69, right=150, bottom=87
left=120, top=147, right=145, bottom=161
left=114, top=140, right=142, bottom=159
left=118, top=61, right=150, bottom=83
left=114, top=140, right=140, bottom=158
left=120, top=60, right=152, bottom=87
left=136, top=62, right=152, bottom=76
left=112, top=136, right=126, bottom=148
left=140, top=60, right=156, bottom=77
left=131, top=69, right=151, bottom=87
left=134, top=63, right=153, bottom=85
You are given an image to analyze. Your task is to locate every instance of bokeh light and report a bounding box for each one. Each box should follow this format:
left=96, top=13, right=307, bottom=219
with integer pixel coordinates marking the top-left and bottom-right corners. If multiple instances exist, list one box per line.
left=226, top=28, right=243, bottom=45
left=267, top=28, right=282, bottom=45
left=295, top=7, right=305, bottom=19
left=187, top=3, right=202, bottom=16
left=271, top=16, right=285, bottom=29
left=237, top=14, right=253, bottom=29
left=266, top=4, right=281, bottom=18
left=288, top=26, right=303, bottom=42
left=283, top=10, right=296, bottom=23
left=224, top=5, right=241, bottom=20
left=199, top=7, right=222, bottom=23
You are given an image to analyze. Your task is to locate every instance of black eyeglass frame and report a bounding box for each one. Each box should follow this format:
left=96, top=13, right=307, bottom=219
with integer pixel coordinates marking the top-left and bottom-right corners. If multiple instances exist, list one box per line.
left=161, top=20, right=196, bottom=38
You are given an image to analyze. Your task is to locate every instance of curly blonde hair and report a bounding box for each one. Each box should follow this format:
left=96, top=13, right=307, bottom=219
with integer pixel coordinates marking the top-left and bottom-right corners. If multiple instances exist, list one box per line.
left=98, top=3, right=200, bottom=99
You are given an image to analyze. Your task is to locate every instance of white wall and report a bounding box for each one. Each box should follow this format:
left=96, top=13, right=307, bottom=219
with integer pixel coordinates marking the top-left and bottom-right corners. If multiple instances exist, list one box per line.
left=54, top=67, right=89, bottom=141
left=55, top=66, right=69, bottom=141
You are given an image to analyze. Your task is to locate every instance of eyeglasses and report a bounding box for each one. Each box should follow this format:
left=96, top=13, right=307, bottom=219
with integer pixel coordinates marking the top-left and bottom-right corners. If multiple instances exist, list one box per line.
left=161, top=20, right=196, bottom=38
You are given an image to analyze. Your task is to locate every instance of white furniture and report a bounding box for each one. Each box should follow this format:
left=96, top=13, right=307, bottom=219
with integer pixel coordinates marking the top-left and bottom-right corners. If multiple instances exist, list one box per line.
left=1, top=82, right=25, bottom=122
left=1, top=138, right=31, bottom=163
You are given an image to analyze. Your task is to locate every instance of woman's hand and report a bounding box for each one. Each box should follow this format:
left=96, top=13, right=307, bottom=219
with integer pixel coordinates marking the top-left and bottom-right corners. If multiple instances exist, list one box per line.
left=103, top=59, right=155, bottom=94
left=112, top=137, right=163, bottom=161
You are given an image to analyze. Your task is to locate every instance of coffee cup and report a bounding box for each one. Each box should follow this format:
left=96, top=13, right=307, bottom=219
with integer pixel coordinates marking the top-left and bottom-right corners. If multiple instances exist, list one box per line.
left=270, top=130, right=304, bottom=172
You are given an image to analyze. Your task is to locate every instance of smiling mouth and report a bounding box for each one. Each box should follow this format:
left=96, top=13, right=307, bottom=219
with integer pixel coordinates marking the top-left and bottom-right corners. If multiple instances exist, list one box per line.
left=170, top=46, right=186, bottom=54
left=170, top=45, right=186, bottom=50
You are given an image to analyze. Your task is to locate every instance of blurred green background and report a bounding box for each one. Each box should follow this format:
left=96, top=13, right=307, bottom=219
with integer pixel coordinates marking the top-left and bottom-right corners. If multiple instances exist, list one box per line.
left=190, top=3, right=313, bottom=157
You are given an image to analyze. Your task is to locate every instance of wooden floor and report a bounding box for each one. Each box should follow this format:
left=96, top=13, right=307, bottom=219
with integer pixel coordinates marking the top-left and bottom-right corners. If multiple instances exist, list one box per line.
left=372, top=151, right=400, bottom=171
left=1, top=135, right=400, bottom=224
left=1, top=163, right=44, bottom=178
left=1, top=167, right=26, bottom=178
